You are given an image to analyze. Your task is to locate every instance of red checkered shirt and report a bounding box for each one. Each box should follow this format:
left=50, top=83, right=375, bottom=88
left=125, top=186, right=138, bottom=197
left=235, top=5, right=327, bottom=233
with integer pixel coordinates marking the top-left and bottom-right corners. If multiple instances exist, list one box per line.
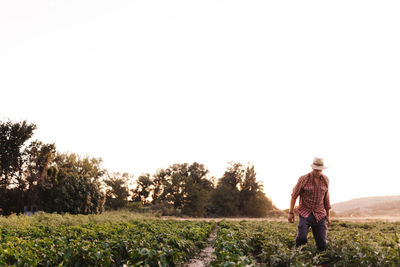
left=291, top=172, right=331, bottom=222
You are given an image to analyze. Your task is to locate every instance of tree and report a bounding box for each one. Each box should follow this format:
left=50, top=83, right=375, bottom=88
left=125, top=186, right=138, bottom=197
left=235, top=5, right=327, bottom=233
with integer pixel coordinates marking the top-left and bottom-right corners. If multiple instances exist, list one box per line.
left=210, top=162, right=277, bottom=217
left=53, top=153, right=104, bottom=181
left=211, top=183, right=240, bottom=216
left=242, top=191, right=271, bottom=217
left=0, top=120, right=36, bottom=213
left=104, top=172, right=131, bottom=210
left=150, top=162, right=214, bottom=216
left=41, top=153, right=105, bottom=214
left=210, top=162, right=245, bottom=216
left=43, top=174, right=105, bottom=214
left=0, top=120, right=108, bottom=215
left=183, top=180, right=213, bottom=217
left=132, top=173, right=153, bottom=204
left=152, top=168, right=170, bottom=204
left=240, top=164, right=262, bottom=216
left=23, top=141, right=56, bottom=211
left=183, top=163, right=214, bottom=217
left=0, top=120, right=36, bottom=188
left=219, top=162, right=245, bottom=188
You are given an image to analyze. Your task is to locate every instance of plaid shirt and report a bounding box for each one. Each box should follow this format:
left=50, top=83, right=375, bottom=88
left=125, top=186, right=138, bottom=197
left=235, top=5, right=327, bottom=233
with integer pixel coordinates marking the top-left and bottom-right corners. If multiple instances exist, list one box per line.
left=291, top=172, right=331, bottom=222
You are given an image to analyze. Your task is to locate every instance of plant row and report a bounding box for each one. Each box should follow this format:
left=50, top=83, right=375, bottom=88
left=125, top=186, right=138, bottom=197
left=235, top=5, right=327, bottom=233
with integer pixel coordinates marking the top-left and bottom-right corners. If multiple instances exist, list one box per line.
left=211, top=220, right=400, bottom=266
left=0, top=218, right=215, bottom=266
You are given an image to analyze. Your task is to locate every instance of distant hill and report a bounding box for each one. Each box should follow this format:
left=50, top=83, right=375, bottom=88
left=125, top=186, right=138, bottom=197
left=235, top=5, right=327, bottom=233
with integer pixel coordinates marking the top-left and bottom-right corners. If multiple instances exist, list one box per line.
left=331, top=196, right=400, bottom=216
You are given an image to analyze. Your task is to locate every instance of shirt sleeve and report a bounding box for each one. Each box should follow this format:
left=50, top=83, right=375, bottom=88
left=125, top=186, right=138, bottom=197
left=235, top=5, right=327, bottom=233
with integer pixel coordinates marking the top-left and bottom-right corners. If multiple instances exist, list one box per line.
left=324, top=190, right=331, bottom=211
left=322, top=175, right=331, bottom=210
left=291, top=176, right=305, bottom=200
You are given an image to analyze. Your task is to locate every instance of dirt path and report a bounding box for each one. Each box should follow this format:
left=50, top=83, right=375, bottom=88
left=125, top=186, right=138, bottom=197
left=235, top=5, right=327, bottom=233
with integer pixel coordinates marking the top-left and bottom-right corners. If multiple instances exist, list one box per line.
left=185, top=225, right=219, bottom=267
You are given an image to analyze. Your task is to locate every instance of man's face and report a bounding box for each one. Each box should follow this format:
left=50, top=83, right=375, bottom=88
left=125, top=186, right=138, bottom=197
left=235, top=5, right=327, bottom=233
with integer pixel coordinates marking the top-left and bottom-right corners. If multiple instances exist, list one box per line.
left=312, top=169, right=322, bottom=178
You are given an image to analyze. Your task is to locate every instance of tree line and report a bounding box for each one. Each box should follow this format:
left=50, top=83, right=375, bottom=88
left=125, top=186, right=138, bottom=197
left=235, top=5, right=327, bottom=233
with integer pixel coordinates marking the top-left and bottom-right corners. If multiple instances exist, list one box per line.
left=0, top=120, right=282, bottom=217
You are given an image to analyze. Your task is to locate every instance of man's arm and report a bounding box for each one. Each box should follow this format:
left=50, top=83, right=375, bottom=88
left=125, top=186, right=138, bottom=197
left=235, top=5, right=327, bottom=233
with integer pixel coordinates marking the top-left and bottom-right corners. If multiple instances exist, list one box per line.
left=288, top=196, right=297, bottom=223
left=288, top=176, right=304, bottom=223
left=324, top=191, right=331, bottom=226
left=289, top=196, right=297, bottom=213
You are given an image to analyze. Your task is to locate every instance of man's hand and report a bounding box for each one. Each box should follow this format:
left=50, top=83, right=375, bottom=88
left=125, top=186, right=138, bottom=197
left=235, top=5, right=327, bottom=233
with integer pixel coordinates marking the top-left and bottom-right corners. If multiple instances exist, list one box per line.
left=326, top=216, right=331, bottom=227
left=288, top=213, right=295, bottom=223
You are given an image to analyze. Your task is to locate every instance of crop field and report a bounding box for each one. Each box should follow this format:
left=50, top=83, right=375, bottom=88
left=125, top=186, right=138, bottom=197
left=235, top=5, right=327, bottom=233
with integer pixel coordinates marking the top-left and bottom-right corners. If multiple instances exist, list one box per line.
left=0, top=212, right=399, bottom=266
left=212, top=220, right=400, bottom=266
left=0, top=212, right=214, bottom=266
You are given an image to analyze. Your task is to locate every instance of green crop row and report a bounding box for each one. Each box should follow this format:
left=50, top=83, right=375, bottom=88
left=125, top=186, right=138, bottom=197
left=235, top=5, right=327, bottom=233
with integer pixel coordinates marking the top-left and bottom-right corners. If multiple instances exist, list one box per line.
left=0, top=216, right=215, bottom=266
left=211, top=220, right=256, bottom=266
left=211, top=220, right=400, bottom=267
left=1, top=213, right=400, bottom=267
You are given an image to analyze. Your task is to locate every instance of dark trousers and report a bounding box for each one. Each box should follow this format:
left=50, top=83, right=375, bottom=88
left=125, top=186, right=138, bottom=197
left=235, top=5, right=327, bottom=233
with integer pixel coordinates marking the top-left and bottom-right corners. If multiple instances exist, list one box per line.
left=296, top=214, right=327, bottom=251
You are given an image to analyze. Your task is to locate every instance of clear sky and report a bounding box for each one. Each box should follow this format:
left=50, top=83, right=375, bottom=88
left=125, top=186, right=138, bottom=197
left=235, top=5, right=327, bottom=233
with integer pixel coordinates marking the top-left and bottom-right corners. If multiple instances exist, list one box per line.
left=1, top=1, right=399, bottom=209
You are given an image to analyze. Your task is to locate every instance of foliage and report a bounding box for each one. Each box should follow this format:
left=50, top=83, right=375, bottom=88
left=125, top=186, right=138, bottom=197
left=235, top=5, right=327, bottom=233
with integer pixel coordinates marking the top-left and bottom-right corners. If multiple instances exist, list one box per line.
left=183, top=181, right=212, bottom=217
left=0, top=120, right=36, bottom=213
left=23, top=141, right=56, bottom=210
left=0, top=120, right=36, bottom=188
left=51, top=153, right=105, bottom=181
left=211, top=220, right=256, bottom=266
left=132, top=173, right=153, bottom=204
left=42, top=174, right=105, bottom=214
left=211, top=183, right=240, bottom=216
left=210, top=163, right=277, bottom=218
left=0, top=212, right=215, bottom=266
left=211, top=220, right=400, bottom=266
left=0, top=120, right=107, bottom=215
left=150, top=162, right=215, bottom=217
left=104, top=172, right=131, bottom=210
left=1, top=212, right=399, bottom=266
left=210, top=163, right=244, bottom=217
left=0, top=120, right=278, bottom=218
left=41, top=152, right=106, bottom=214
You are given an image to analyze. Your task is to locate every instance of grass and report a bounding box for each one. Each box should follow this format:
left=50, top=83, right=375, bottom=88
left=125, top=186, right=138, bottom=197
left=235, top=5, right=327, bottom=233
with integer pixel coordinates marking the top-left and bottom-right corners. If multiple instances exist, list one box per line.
left=0, top=210, right=159, bottom=228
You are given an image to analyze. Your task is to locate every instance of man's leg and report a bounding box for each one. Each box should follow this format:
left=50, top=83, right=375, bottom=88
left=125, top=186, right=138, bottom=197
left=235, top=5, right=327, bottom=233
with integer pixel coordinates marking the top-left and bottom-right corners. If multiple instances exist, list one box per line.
left=311, top=217, right=327, bottom=251
left=296, top=215, right=310, bottom=247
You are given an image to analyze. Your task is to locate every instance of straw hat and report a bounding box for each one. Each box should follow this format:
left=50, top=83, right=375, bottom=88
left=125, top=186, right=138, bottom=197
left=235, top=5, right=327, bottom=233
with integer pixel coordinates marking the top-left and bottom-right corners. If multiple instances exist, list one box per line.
left=310, top=157, right=328, bottom=170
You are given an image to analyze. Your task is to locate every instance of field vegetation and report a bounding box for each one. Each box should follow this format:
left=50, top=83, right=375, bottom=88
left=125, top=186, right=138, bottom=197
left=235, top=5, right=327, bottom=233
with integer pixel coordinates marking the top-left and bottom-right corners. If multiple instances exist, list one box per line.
left=0, top=212, right=399, bottom=266
left=212, top=220, right=400, bottom=266
left=0, top=211, right=215, bottom=266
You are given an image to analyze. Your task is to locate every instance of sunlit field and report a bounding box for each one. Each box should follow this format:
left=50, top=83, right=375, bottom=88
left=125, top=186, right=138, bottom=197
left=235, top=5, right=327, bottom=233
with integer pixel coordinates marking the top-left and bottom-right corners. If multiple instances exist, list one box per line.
left=0, top=212, right=399, bottom=266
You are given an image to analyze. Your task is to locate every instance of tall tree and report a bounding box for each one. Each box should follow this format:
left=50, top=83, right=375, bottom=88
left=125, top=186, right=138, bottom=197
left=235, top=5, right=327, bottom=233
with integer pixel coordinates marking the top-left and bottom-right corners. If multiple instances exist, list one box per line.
left=23, top=141, right=56, bottom=210
left=104, top=172, right=131, bottom=210
left=219, top=162, right=245, bottom=189
left=183, top=163, right=214, bottom=217
left=0, top=120, right=36, bottom=213
left=42, top=153, right=105, bottom=214
left=150, top=162, right=214, bottom=216
left=239, top=164, right=274, bottom=217
left=53, top=153, right=104, bottom=181
left=210, top=162, right=276, bottom=217
left=239, top=164, right=262, bottom=216
left=210, top=162, right=245, bottom=216
left=132, top=173, right=153, bottom=204
left=152, top=168, right=170, bottom=204
left=0, top=120, right=36, bottom=189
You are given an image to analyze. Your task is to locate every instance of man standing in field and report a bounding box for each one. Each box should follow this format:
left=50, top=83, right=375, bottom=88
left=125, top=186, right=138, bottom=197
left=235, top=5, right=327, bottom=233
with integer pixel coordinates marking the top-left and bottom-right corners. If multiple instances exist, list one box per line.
left=288, top=157, right=331, bottom=251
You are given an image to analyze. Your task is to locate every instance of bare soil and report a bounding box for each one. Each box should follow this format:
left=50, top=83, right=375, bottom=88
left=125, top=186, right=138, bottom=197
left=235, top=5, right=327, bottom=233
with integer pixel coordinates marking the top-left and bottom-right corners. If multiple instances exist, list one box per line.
left=185, top=225, right=218, bottom=267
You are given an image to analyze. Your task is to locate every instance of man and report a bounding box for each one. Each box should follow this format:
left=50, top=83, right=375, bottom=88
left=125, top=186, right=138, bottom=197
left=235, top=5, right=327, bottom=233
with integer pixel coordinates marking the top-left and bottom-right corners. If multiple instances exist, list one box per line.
left=288, top=157, right=331, bottom=251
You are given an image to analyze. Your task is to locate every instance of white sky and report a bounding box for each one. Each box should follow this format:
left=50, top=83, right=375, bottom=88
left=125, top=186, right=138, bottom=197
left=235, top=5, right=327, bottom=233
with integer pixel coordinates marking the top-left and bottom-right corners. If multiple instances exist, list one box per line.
left=1, top=0, right=400, bottom=209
